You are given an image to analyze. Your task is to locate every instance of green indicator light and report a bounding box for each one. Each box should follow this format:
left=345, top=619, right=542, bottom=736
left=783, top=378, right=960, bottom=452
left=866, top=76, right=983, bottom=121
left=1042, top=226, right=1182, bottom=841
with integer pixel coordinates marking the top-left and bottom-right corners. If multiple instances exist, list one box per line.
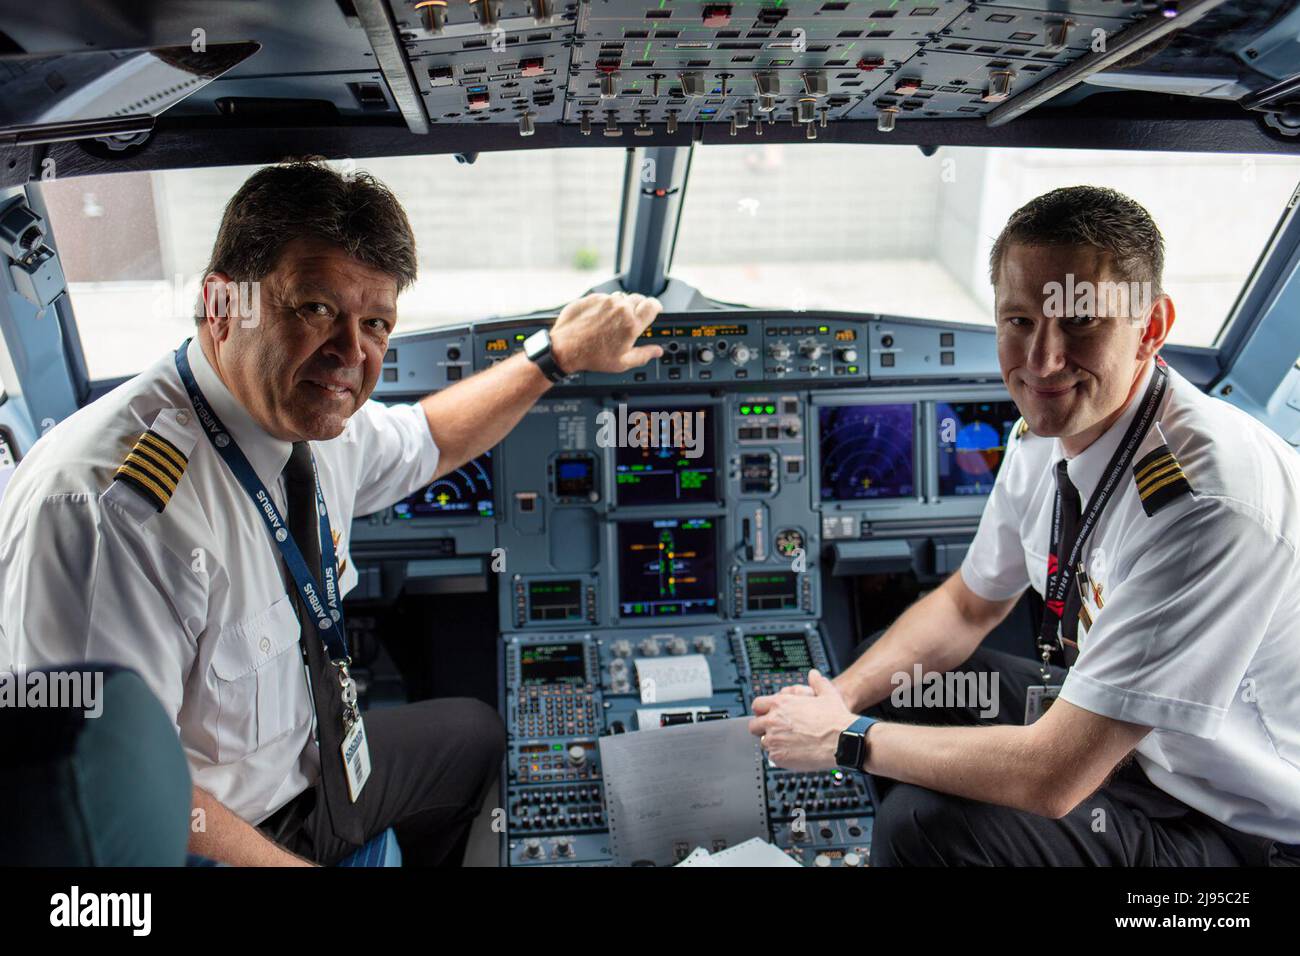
left=740, top=405, right=751, bottom=414
left=552, top=743, right=563, bottom=751
left=514, top=333, right=526, bottom=341
left=848, top=366, right=858, bottom=373
left=765, top=405, right=776, bottom=414
left=818, top=325, right=829, bottom=333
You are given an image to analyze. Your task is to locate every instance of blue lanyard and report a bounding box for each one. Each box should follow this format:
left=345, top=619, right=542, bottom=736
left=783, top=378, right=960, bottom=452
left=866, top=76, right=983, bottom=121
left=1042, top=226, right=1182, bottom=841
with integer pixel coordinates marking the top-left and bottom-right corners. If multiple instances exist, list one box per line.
left=174, top=340, right=350, bottom=665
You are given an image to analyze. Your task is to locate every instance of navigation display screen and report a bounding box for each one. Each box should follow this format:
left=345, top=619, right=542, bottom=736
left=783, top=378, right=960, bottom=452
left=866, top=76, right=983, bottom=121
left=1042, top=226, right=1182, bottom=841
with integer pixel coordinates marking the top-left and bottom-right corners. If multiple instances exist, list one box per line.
left=935, top=401, right=1020, bottom=496
left=614, top=406, right=716, bottom=506
left=394, top=451, right=494, bottom=518
left=617, top=518, right=718, bottom=617
left=744, top=633, right=814, bottom=674
left=818, top=403, right=916, bottom=501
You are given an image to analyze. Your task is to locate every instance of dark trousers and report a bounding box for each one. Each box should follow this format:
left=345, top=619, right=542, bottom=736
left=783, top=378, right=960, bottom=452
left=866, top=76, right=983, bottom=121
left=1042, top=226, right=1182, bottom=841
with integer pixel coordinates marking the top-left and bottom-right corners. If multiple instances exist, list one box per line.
left=862, top=643, right=1285, bottom=866
left=259, top=698, right=505, bottom=866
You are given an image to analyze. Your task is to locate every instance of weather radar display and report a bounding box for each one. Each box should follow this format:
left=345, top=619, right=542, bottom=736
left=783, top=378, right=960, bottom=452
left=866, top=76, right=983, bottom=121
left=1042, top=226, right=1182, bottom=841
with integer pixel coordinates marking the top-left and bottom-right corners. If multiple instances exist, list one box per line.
left=818, top=404, right=916, bottom=501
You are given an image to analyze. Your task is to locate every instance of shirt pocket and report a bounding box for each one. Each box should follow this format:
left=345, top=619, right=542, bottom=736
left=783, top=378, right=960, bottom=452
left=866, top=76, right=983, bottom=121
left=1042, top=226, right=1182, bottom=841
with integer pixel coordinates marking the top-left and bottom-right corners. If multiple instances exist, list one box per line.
left=210, top=594, right=304, bottom=763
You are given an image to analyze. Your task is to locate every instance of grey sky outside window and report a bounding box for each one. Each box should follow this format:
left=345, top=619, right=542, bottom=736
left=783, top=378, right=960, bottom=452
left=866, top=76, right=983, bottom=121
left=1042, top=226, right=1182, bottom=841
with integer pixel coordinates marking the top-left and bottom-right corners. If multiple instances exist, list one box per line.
left=672, top=145, right=1300, bottom=348
left=35, top=144, right=1300, bottom=381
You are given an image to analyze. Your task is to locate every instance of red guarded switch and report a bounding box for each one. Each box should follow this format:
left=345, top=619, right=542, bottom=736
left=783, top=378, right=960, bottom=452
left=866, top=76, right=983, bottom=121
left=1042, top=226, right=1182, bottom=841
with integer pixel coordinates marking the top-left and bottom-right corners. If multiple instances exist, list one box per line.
left=520, top=57, right=545, bottom=77
left=702, top=4, right=732, bottom=27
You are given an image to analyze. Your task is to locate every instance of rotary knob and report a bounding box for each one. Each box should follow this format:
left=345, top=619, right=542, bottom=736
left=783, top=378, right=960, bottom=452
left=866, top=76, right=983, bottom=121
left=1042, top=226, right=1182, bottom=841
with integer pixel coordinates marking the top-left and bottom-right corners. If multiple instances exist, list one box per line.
left=555, top=836, right=575, bottom=858
left=768, top=342, right=791, bottom=362
left=837, top=347, right=858, bottom=363
left=667, top=637, right=688, bottom=655
left=730, top=344, right=752, bottom=367
left=638, top=637, right=660, bottom=656
left=524, top=838, right=543, bottom=858
left=609, top=658, right=628, bottom=676
left=799, top=339, right=825, bottom=360
left=567, top=744, right=587, bottom=767
left=694, top=634, right=716, bottom=654
left=697, top=347, right=715, bottom=365
left=843, top=852, right=863, bottom=867
left=612, top=639, right=632, bottom=658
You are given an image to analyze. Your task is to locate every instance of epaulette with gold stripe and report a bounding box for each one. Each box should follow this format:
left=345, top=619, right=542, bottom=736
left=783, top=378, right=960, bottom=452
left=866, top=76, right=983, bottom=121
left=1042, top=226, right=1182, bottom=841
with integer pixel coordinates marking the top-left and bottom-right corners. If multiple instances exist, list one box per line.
left=1013, top=417, right=1030, bottom=440
left=113, top=429, right=189, bottom=512
left=1133, top=444, right=1193, bottom=517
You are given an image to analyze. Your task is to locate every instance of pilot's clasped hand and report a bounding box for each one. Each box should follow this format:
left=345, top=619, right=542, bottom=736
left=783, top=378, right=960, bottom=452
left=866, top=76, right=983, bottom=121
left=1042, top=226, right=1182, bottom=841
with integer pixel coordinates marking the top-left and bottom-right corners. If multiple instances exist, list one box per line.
left=549, top=292, right=664, bottom=374
left=748, top=669, right=856, bottom=772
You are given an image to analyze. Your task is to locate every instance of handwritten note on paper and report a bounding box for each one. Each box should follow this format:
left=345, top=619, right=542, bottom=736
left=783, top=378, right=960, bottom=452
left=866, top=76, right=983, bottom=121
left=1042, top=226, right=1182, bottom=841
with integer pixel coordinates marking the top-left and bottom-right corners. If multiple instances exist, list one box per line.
left=634, top=654, right=713, bottom=704
left=599, top=717, right=769, bottom=866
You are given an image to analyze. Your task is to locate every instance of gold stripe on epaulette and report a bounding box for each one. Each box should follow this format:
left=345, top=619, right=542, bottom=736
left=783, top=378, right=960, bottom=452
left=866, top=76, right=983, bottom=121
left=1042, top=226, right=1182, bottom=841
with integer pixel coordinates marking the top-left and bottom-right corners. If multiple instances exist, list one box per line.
left=1014, top=418, right=1029, bottom=439
left=113, top=428, right=189, bottom=512
left=1133, top=443, right=1193, bottom=517
left=1134, top=452, right=1175, bottom=485
left=139, top=431, right=188, bottom=471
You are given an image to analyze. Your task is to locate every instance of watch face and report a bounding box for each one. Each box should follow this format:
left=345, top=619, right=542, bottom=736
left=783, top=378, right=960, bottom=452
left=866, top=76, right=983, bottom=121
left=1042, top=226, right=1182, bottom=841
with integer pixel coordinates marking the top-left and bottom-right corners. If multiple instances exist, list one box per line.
left=835, top=732, right=863, bottom=770
left=524, top=329, right=549, bottom=359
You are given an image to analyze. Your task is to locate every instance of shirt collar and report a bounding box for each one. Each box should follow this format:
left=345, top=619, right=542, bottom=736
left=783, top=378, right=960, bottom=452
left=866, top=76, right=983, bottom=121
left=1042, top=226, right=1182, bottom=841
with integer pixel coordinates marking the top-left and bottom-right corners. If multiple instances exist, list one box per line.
left=184, top=337, right=293, bottom=490
left=1055, top=359, right=1156, bottom=504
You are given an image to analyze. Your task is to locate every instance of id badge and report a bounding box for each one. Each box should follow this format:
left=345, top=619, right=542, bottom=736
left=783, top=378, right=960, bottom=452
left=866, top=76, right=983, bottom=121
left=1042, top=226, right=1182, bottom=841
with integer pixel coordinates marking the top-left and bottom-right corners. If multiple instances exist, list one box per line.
left=341, top=715, right=372, bottom=802
left=1024, top=685, right=1061, bottom=725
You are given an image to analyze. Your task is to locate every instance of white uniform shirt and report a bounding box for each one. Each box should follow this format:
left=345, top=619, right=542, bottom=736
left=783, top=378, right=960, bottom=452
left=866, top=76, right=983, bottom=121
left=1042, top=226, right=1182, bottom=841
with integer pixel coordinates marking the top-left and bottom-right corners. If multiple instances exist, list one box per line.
left=961, top=360, right=1300, bottom=843
left=0, top=338, right=439, bottom=824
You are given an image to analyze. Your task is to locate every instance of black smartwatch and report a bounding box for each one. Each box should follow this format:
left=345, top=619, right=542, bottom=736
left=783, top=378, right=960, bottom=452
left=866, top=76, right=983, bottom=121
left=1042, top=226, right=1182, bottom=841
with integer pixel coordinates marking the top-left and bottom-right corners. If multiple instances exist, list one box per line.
left=523, top=328, right=568, bottom=383
left=834, top=715, right=878, bottom=773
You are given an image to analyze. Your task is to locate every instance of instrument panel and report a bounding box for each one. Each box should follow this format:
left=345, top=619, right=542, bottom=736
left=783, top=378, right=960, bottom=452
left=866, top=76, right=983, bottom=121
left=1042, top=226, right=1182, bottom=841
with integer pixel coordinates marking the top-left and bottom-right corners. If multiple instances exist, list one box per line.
left=351, top=311, right=1018, bottom=864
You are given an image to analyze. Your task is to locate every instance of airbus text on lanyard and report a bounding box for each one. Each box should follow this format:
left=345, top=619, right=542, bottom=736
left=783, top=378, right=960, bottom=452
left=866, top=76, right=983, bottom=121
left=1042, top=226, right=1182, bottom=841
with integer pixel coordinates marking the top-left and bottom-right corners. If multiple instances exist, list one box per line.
left=1037, top=357, right=1169, bottom=672
left=173, top=343, right=361, bottom=734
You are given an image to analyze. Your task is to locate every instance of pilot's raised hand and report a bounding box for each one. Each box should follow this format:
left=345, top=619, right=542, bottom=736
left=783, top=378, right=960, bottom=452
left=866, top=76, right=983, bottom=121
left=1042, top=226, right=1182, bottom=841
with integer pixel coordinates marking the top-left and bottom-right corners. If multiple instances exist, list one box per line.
left=748, top=669, right=856, bottom=772
left=549, top=292, right=664, bottom=374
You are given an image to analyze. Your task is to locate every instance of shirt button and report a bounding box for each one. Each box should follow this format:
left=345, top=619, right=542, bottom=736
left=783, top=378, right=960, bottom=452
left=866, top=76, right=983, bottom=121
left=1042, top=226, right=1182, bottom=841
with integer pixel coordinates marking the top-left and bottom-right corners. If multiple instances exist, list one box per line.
left=259, top=637, right=271, bottom=653
left=176, top=411, right=189, bottom=426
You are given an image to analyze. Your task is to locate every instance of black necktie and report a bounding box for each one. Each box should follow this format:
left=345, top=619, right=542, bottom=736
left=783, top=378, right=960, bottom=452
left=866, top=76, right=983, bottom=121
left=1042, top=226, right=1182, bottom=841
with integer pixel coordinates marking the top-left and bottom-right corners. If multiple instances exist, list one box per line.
left=284, top=441, right=366, bottom=845
left=1054, top=460, right=1083, bottom=663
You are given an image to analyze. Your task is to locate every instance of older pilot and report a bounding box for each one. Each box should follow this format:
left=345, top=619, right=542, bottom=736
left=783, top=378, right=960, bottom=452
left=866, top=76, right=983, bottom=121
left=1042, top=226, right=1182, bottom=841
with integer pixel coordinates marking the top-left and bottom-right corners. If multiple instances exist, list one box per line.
left=0, top=158, right=664, bottom=866
left=750, top=186, right=1300, bottom=866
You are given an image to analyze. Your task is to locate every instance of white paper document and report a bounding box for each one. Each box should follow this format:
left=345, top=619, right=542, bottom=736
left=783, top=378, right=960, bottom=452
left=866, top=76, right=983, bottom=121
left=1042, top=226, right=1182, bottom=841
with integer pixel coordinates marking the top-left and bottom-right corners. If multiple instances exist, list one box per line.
left=634, top=653, right=713, bottom=704
left=673, top=837, right=803, bottom=868
left=599, top=717, right=768, bottom=866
